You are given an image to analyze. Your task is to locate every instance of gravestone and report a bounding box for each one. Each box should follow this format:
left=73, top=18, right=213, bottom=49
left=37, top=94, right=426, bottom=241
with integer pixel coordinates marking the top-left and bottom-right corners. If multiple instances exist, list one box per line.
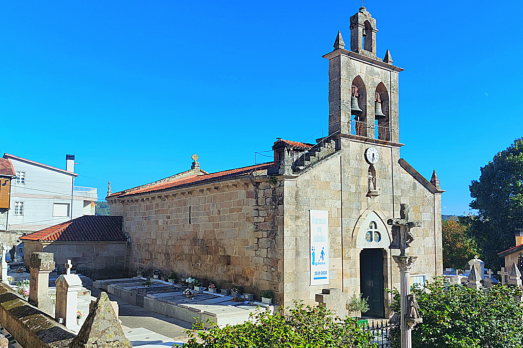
left=55, top=260, right=83, bottom=330
left=29, top=252, right=55, bottom=315
left=498, top=267, right=509, bottom=285
left=315, top=288, right=349, bottom=317
left=483, top=269, right=495, bottom=288
left=508, top=262, right=522, bottom=287
left=0, top=244, right=8, bottom=284
left=468, top=256, right=484, bottom=280
left=467, top=264, right=482, bottom=289
left=70, top=292, right=132, bottom=347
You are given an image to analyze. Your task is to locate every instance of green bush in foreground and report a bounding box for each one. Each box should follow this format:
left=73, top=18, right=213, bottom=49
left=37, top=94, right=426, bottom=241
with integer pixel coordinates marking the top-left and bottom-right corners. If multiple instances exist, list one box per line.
left=182, top=301, right=376, bottom=348
left=389, top=278, right=523, bottom=348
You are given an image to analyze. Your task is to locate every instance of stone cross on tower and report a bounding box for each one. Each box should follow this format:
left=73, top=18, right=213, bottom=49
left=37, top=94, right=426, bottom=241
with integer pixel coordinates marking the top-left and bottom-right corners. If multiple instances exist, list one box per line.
left=191, top=154, right=200, bottom=170
left=388, top=204, right=422, bottom=348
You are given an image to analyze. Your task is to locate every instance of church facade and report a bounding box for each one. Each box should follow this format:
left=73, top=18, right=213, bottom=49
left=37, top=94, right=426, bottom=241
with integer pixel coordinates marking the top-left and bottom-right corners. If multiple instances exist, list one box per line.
left=107, top=7, right=443, bottom=317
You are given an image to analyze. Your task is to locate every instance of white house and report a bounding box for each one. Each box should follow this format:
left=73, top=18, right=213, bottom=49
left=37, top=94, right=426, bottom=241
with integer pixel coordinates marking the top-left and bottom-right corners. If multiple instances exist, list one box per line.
left=3, top=154, right=98, bottom=233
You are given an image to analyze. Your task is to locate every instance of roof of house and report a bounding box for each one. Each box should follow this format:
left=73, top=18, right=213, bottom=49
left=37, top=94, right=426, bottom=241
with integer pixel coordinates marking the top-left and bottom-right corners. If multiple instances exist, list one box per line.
left=498, top=244, right=523, bottom=258
left=108, top=162, right=274, bottom=199
left=0, top=158, right=16, bottom=177
left=20, top=216, right=126, bottom=242
left=273, top=139, right=314, bottom=150
left=3, top=153, right=78, bottom=177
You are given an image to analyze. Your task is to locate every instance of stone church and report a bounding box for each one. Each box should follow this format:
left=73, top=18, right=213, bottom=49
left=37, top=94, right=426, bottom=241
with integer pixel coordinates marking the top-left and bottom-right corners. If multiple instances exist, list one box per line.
left=107, top=7, right=443, bottom=317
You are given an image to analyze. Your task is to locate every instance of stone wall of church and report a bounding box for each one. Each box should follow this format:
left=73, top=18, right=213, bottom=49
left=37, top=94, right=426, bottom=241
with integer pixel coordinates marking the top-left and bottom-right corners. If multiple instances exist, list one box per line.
left=282, top=137, right=442, bottom=313
left=109, top=177, right=284, bottom=303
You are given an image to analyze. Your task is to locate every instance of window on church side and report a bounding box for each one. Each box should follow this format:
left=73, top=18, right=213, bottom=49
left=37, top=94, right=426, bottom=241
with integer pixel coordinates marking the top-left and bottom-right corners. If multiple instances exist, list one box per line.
left=365, top=231, right=373, bottom=242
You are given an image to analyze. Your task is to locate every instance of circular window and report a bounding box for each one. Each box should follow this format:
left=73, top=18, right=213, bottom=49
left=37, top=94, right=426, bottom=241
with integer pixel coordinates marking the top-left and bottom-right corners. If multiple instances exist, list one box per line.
left=374, top=231, right=381, bottom=242
left=365, top=231, right=373, bottom=242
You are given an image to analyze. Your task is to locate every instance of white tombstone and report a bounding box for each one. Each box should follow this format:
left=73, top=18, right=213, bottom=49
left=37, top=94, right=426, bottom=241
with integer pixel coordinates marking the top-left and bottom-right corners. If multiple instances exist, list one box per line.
left=507, top=262, right=522, bottom=287
left=468, top=256, right=485, bottom=281
left=55, top=260, right=83, bottom=331
left=467, top=264, right=482, bottom=289
left=0, top=243, right=8, bottom=284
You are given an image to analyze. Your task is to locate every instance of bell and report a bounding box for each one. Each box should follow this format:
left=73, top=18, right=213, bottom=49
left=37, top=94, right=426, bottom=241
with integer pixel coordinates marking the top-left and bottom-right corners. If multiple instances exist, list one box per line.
left=351, top=95, right=362, bottom=115
left=375, top=101, right=386, bottom=119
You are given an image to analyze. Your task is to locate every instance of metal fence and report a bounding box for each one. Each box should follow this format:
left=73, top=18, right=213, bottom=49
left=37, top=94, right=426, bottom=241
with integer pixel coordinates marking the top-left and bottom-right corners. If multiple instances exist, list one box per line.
left=362, top=320, right=396, bottom=348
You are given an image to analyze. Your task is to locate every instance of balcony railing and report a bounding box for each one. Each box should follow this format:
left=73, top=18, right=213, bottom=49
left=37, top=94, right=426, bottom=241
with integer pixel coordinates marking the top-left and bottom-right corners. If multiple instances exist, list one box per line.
left=73, top=186, right=98, bottom=199
left=351, top=120, right=391, bottom=141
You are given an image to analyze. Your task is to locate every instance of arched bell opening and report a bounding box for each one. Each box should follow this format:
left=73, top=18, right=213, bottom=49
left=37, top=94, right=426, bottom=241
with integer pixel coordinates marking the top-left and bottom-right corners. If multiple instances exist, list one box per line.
left=350, top=76, right=367, bottom=137
left=363, top=20, right=374, bottom=52
left=375, top=82, right=390, bottom=141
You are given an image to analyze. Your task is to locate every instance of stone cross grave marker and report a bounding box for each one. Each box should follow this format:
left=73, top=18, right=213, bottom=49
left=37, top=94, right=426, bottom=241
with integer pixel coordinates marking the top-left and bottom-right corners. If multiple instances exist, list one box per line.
left=29, top=252, right=55, bottom=315
left=315, top=288, right=349, bottom=318
left=55, top=259, right=83, bottom=331
left=468, top=255, right=484, bottom=280
left=498, top=267, right=509, bottom=285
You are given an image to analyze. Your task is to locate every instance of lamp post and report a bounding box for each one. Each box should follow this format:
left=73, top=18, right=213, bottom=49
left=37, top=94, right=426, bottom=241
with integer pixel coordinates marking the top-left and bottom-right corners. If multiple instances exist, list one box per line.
left=389, top=204, right=423, bottom=348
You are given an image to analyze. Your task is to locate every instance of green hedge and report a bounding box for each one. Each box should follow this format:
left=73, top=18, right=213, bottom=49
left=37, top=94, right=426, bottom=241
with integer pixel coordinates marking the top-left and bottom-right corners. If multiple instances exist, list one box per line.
left=182, top=301, right=376, bottom=348
left=389, top=278, right=523, bottom=348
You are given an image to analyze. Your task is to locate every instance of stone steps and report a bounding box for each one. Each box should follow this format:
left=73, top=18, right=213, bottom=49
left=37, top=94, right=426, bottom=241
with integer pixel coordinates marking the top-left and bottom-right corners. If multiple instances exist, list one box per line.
left=294, top=138, right=337, bottom=172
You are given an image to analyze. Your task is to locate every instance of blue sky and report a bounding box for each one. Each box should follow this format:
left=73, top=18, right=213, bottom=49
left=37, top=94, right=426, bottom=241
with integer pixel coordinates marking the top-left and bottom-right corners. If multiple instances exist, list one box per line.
left=1, top=0, right=522, bottom=215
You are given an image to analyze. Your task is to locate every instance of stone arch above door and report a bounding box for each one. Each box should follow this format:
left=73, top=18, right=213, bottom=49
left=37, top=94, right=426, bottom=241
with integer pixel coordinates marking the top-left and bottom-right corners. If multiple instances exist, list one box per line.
left=354, top=211, right=391, bottom=249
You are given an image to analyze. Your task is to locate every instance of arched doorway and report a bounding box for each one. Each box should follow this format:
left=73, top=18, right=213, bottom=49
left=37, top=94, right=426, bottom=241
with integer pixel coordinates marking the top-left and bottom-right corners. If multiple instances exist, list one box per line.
left=355, top=212, right=390, bottom=318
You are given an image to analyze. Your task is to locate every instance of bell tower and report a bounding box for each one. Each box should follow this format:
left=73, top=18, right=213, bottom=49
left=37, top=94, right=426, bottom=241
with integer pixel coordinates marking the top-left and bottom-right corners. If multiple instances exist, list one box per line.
left=324, top=7, right=403, bottom=144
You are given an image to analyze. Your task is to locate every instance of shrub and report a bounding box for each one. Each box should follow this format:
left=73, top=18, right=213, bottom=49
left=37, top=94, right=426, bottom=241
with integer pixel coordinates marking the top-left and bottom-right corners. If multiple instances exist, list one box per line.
left=261, top=290, right=273, bottom=299
left=389, top=278, right=523, bottom=348
left=183, top=301, right=376, bottom=348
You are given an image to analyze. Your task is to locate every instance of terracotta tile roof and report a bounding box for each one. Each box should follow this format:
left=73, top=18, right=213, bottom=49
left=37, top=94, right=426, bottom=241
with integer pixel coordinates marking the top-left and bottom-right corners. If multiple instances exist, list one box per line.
left=20, top=216, right=126, bottom=242
left=3, top=153, right=78, bottom=177
left=273, top=139, right=314, bottom=150
left=0, top=159, right=15, bottom=177
left=498, top=243, right=523, bottom=257
left=109, top=162, right=274, bottom=198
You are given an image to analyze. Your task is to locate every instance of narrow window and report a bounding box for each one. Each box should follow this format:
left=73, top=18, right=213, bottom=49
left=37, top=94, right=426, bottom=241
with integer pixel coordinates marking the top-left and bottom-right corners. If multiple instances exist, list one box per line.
left=16, top=172, right=25, bottom=184
left=189, top=206, right=192, bottom=224
left=14, top=202, right=23, bottom=216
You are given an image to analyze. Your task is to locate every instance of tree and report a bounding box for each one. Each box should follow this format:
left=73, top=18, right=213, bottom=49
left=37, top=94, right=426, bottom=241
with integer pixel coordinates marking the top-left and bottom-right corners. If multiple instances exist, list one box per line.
left=469, top=137, right=523, bottom=269
left=389, top=279, right=523, bottom=348
left=442, top=218, right=477, bottom=270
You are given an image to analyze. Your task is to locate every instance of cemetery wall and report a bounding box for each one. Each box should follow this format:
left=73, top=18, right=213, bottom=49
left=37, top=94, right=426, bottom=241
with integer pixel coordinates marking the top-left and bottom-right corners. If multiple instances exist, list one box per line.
left=110, top=177, right=284, bottom=302
left=0, top=282, right=74, bottom=347
left=283, top=137, right=442, bottom=312
left=23, top=240, right=127, bottom=279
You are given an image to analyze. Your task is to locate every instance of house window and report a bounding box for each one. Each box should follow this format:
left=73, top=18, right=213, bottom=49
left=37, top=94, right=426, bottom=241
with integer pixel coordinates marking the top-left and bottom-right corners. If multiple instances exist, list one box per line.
left=14, top=202, right=23, bottom=216
left=16, top=172, right=25, bottom=184
left=53, top=203, right=70, bottom=217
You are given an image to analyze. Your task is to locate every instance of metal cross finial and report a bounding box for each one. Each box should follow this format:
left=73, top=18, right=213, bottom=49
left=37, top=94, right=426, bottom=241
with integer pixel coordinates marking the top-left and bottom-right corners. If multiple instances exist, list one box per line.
left=191, top=154, right=199, bottom=162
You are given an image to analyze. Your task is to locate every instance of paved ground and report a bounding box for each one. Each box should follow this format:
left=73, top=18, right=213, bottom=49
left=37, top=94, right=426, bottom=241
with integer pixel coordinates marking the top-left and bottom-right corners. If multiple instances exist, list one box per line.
left=88, top=286, right=192, bottom=342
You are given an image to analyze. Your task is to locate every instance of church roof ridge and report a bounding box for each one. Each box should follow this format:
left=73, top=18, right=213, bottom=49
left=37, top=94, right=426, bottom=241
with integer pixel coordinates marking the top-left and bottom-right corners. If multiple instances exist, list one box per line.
left=108, top=162, right=274, bottom=199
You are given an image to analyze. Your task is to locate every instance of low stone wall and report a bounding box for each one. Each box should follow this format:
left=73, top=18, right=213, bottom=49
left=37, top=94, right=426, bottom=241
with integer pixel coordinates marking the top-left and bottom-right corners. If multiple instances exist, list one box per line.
left=0, top=283, right=74, bottom=348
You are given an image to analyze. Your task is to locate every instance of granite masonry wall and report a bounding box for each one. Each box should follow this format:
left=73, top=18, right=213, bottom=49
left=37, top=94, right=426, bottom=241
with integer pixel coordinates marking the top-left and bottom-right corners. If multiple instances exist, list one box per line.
left=109, top=178, right=284, bottom=303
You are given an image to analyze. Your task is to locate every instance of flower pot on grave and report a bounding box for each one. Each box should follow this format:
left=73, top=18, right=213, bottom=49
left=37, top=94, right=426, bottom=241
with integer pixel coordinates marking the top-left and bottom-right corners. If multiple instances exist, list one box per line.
left=209, top=288, right=216, bottom=294
left=231, top=291, right=239, bottom=298
left=243, top=293, right=254, bottom=301
left=220, top=289, right=230, bottom=296
left=261, top=297, right=272, bottom=305
left=194, top=286, right=204, bottom=293
left=153, top=275, right=159, bottom=279
left=77, top=318, right=81, bottom=326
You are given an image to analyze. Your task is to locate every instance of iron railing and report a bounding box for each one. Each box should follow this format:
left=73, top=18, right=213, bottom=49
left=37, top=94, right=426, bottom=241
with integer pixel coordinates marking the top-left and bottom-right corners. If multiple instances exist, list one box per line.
left=362, top=319, right=396, bottom=348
